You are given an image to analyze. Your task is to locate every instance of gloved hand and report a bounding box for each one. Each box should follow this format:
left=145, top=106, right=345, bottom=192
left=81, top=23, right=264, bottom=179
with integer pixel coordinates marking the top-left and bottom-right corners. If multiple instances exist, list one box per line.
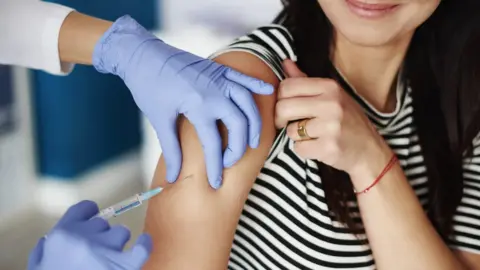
left=27, top=200, right=152, bottom=270
left=92, top=15, right=274, bottom=189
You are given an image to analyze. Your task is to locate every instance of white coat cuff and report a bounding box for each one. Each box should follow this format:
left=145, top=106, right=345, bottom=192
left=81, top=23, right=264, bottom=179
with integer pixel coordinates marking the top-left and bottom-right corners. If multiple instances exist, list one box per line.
left=42, top=5, right=75, bottom=75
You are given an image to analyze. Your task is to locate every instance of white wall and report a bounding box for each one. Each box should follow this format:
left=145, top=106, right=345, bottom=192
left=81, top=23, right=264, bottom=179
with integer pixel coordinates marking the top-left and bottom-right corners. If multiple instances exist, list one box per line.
left=161, top=0, right=281, bottom=32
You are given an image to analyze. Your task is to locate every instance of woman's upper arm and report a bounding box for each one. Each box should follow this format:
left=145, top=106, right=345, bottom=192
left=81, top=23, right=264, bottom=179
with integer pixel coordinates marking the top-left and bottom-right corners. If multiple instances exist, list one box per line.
left=143, top=51, right=279, bottom=270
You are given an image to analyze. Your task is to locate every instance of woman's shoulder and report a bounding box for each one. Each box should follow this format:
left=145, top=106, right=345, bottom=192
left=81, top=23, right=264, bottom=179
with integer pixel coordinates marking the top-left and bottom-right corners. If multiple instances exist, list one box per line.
left=210, top=24, right=297, bottom=80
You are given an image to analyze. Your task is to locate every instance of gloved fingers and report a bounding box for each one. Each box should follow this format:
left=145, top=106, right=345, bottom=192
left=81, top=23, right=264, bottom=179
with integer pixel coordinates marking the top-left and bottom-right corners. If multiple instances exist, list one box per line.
left=90, top=225, right=131, bottom=251
left=224, top=68, right=274, bottom=95
left=228, top=83, right=262, bottom=149
left=216, top=100, right=248, bottom=168
left=132, top=233, right=153, bottom=254
left=121, top=234, right=153, bottom=269
left=56, top=200, right=99, bottom=228
left=193, top=120, right=223, bottom=189
left=27, top=237, right=45, bottom=270
left=96, top=234, right=152, bottom=269
left=154, top=117, right=181, bottom=183
left=42, top=231, right=102, bottom=270
left=68, top=217, right=110, bottom=236
left=127, top=233, right=153, bottom=268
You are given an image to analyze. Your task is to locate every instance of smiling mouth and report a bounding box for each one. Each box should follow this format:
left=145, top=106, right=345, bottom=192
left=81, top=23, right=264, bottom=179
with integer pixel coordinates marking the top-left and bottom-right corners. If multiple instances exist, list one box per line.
left=345, top=0, right=400, bottom=19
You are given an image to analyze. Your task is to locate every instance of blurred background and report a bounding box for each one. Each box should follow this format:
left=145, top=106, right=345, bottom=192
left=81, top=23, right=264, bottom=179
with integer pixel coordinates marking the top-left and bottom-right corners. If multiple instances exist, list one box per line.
left=0, top=0, right=281, bottom=269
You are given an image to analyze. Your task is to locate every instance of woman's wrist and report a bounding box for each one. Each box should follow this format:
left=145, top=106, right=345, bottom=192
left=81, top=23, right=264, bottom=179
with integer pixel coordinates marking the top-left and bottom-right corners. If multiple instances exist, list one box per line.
left=348, top=137, right=395, bottom=191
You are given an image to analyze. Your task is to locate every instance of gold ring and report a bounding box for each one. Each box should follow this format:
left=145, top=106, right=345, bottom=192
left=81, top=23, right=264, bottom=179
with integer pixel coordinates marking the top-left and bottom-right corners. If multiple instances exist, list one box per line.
left=297, top=119, right=311, bottom=140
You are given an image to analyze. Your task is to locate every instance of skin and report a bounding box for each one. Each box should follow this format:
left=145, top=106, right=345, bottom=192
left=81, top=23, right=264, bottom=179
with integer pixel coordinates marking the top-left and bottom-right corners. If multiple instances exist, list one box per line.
left=322, top=0, right=439, bottom=112
left=58, top=12, right=112, bottom=65
left=143, top=0, right=480, bottom=269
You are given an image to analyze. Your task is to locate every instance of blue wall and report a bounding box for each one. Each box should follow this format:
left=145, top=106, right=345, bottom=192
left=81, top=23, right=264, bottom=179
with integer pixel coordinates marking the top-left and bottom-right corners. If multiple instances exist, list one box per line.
left=32, top=0, right=159, bottom=179
left=0, top=66, right=14, bottom=135
left=43, top=0, right=158, bottom=29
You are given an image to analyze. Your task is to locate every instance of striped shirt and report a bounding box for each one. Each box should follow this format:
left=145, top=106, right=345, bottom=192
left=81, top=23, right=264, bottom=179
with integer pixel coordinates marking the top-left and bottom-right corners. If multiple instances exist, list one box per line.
left=210, top=25, right=480, bottom=270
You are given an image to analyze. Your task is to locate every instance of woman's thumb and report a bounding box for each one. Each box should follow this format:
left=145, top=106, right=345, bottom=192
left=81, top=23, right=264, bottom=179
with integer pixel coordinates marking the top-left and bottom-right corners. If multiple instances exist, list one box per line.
left=283, top=59, right=307, bottom=78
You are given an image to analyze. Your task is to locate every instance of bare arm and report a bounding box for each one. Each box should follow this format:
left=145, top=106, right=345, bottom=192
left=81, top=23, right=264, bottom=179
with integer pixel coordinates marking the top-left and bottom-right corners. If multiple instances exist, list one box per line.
left=143, top=52, right=279, bottom=270
left=353, top=144, right=478, bottom=269
left=456, top=251, right=480, bottom=270
left=58, top=12, right=112, bottom=65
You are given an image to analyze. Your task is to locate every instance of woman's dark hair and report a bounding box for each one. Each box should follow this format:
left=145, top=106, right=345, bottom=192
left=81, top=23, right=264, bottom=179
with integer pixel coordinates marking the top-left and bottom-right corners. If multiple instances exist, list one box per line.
left=274, top=0, right=480, bottom=239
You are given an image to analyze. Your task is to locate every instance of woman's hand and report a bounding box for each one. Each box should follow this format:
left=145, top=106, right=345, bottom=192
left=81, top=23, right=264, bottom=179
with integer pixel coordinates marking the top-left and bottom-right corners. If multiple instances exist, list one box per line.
left=275, top=60, right=393, bottom=188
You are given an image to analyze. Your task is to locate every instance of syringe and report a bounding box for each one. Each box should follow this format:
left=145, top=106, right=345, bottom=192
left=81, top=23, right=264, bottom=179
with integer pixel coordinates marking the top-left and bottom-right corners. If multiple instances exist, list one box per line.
left=94, top=187, right=163, bottom=220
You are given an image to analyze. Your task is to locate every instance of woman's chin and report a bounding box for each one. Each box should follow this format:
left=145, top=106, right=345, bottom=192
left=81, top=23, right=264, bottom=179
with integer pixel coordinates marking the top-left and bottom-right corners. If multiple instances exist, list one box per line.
left=336, top=26, right=407, bottom=48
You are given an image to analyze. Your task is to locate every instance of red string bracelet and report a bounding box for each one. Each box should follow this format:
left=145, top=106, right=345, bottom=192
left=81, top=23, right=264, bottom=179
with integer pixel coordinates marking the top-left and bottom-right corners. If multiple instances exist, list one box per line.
left=354, top=154, right=398, bottom=195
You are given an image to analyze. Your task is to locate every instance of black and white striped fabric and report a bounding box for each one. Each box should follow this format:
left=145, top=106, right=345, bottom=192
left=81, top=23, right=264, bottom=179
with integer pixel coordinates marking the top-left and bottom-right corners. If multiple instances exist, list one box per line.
left=211, top=25, right=480, bottom=270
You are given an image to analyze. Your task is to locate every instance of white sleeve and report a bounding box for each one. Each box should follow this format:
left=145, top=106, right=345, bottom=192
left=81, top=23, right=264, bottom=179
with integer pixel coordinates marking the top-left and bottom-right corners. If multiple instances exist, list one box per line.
left=0, top=0, right=75, bottom=75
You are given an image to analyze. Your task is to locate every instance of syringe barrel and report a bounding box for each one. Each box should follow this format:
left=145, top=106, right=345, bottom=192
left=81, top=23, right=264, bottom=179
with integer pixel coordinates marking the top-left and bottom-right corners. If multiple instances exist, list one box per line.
left=96, top=194, right=142, bottom=219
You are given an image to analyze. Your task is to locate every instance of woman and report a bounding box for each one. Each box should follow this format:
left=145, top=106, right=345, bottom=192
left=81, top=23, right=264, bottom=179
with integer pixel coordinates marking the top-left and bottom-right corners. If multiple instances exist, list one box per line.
left=143, top=0, right=480, bottom=269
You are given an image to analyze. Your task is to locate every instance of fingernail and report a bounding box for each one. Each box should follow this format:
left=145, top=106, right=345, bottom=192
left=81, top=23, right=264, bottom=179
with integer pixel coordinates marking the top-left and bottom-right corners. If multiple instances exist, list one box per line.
left=251, top=134, right=260, bottom=148
left=166, top=175, right=176, bottom=184
left=265, top=83, right=274, bottom=92
left=131, top=245, right=149, bottom=258
left=224, top=154, right=236, bottom=168
left=260, top=82, right=274, bottom=94
left=213, top=176, right=223, bottom=190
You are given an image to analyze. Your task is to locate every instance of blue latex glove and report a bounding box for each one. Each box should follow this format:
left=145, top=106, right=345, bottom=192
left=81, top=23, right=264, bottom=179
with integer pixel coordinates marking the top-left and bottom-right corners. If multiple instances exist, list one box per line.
left=27, top=201, right=152, bottom=270
left=92, top=15, right=274, bottom=189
